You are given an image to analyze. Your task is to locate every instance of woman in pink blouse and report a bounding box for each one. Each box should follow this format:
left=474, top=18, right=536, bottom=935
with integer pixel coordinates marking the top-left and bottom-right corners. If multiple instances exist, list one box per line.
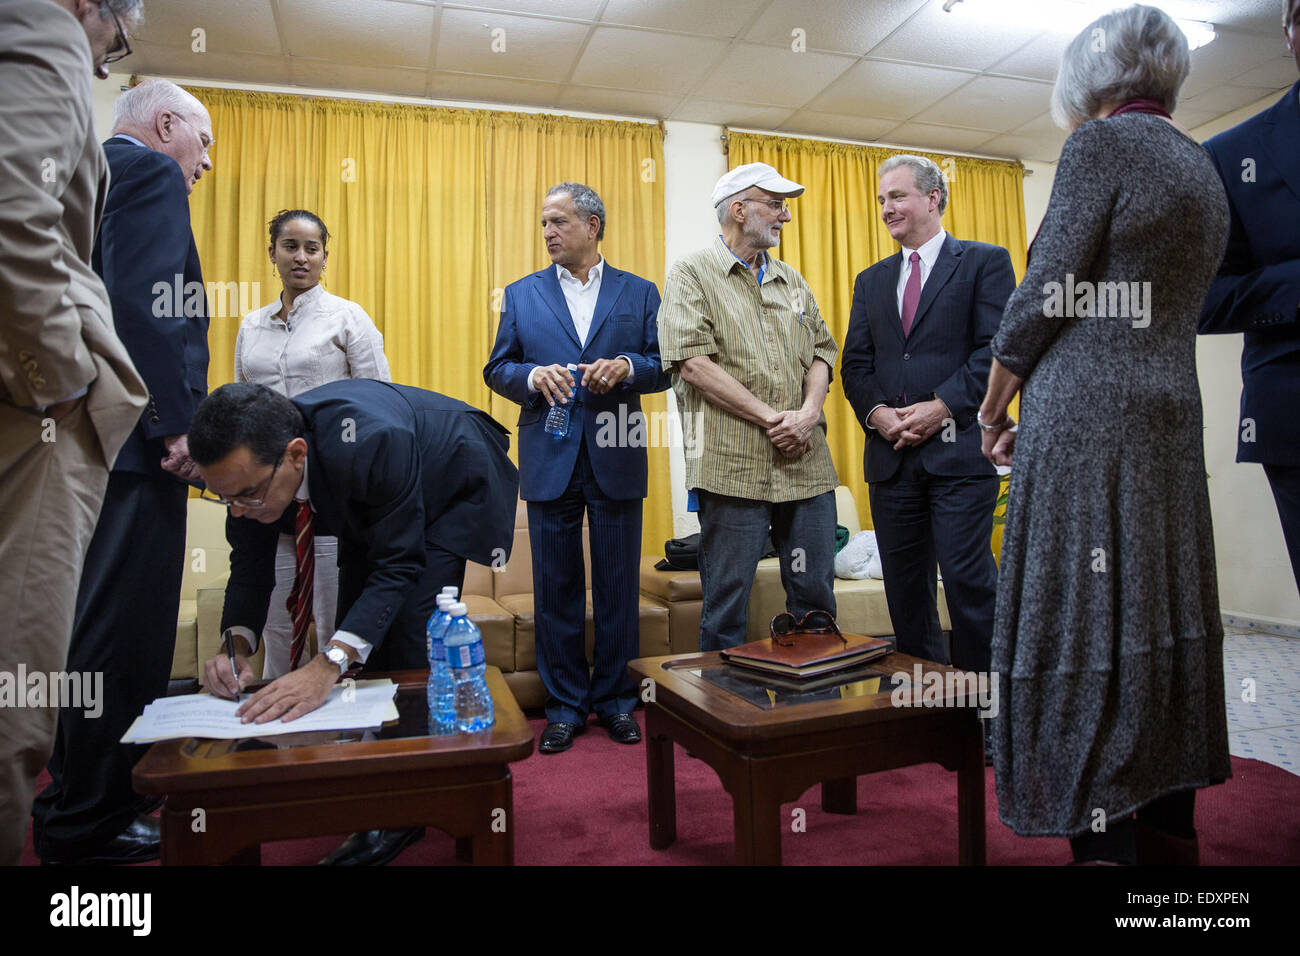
left=235, top=209, right=391, bottom=678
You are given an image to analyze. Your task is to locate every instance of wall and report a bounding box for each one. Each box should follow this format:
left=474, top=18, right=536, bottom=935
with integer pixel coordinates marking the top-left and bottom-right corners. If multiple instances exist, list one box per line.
left=94, top=76, right=1299, bottom=624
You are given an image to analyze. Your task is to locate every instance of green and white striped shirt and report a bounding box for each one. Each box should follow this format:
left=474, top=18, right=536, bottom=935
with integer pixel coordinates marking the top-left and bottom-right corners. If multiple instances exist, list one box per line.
left=659, top=236, right=839, bottom=503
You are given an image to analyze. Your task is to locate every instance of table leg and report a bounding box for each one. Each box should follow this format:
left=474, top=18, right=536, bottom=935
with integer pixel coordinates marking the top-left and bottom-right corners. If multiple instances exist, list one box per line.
left=454, top=836, right=473, bottom=862
left=821, top=777, right=857, bottom=815
left=645, top=706, right=677, bottom=850
left=469, top=774, right=513, bottom=865
left=957, top=724, right=986, bottom=866
left=733, top=782, right=782, bottom=866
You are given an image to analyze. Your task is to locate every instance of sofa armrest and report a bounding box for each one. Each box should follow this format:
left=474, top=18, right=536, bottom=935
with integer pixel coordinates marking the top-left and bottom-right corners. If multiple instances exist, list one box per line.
left=195, top=573, right=266, bottom=687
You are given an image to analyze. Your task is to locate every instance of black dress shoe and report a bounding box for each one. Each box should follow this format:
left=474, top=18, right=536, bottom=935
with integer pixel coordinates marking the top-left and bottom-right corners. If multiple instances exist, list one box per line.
left=40, top=814, right=160, bottom=866
left=317, top=827, right=424, bottom=866
left=599, top=713, right=642, bottom=744
left=539, top=721, right=586, bottom=754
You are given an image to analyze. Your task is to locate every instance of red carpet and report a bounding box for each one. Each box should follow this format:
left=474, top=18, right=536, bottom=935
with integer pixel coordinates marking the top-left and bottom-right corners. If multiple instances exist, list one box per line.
left=21, top=713, right=1300, bottom=865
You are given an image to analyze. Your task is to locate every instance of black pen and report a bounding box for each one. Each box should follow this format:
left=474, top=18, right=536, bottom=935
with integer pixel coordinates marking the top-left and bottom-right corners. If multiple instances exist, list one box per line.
left=221, top=628, right=241, bottom=704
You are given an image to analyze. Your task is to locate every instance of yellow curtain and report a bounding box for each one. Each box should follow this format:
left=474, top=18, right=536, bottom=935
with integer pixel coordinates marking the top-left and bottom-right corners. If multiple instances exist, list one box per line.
left=185, top=87, right=671, bottom=550
left=728, top=131, right=1026, bottom=553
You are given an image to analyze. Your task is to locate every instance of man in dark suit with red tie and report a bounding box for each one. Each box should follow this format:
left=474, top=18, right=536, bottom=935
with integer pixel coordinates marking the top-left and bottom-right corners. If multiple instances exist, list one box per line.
left=841, top=154, right=1015, bottom=675
left=191, top=379, right=519, bottom=865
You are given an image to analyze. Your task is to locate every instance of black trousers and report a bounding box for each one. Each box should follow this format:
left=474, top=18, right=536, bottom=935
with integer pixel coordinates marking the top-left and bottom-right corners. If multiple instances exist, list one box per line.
left=867, top=449, right=999, bottom=673
left=1265, top=464, right=1300, bottom=598
left=33, top=470, right=188, bottom=857
left=338, top=540, right=465, bottom=674
left=1070, top=790, right=1196, bottom=864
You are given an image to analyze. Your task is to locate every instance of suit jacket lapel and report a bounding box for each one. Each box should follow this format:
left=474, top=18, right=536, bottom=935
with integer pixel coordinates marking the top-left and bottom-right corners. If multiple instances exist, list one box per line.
left=908, top=234, right=961, bottom=337
left=583, top=265, right=625, bottom=355
left=536, top=268, right=583, bottom=351
left=1268, top=80, right=1300, bottom=206
left=878, top=253, right=905, bottom=344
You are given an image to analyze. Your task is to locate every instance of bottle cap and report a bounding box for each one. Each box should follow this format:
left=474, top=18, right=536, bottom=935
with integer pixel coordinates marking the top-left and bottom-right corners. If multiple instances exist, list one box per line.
left=437, top=595, right=452, bottom=609
left=451, top=602, right=468, bottom=616
left=441, top=586, right=458, bottom=596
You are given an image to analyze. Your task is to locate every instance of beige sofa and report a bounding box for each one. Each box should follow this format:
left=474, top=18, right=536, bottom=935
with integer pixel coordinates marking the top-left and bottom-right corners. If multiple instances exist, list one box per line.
left=639, top=485, right=951, bottom=651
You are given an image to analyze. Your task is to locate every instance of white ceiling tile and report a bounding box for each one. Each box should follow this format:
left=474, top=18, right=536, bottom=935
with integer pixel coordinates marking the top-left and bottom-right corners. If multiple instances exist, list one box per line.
left=1181, top=83, right=1283, bottom=113
left=446, top=0, right=606, bottom=19
left=278, top=0, right=435, bottom=69
left=1182, top=27, right=1283, bottom=98
left=669, top=98, right=794, bottom=128
left=878, top=121, right=1005, bottom=152
left=572, top=27, right=730, bottom=93
left=287, top=59, right=430, bottom=98
left=436, top=9, right=590, bottom=80
left=778, top=112, right=901, bottom=142
left=553, top=85, right=683, bottom=118
left=805, top=58, right=973, bottom=119
left=986, top=32, right=1071, bottom=82
left=134, top=0, right=283, bottom=56
left=1011, top=110, right=1065, bottom=135
left=867, top=1, right=1049, bottom=71
left=913, top=75, right=1052, bottom=132
left=600, top=0, right=769, bottom=38
left=1190, top=0, right=1291, bottom=34
left=1227, top=55, right=1297, bottom=89
left=1173, top=106, right=1225, bottom=130
left=692, top=44, right=856, bottom=109
left=131, top=41, right=294, bottom=87
left=428, top=72, right=562, bottom=108
left=743, top=0, right=929, bottom=55
left=975, top=132, right=1064, bottom=163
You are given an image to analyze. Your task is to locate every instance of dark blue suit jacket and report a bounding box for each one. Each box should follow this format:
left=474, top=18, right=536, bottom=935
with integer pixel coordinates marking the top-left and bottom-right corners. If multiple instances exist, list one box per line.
left=1200, top=80, right=1300, bottom=467
left=842, top=233, right=1015, bottom=482
left=221, top=381, right=519, bottom=652
left=483, top=263, right=670, bottom=501
left=92, top=137, right=209, bottom=477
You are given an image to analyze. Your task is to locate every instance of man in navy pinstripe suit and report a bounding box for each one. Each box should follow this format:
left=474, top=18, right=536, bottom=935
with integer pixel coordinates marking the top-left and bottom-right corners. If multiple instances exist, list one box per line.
left=842, top=155, right=1014, bottom=675
left=485, top=183, right=670, bottom=754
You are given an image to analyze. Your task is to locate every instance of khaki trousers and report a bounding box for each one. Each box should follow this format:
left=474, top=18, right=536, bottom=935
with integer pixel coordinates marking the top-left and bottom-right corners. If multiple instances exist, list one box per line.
left=0, top=399, right=107, bottom=865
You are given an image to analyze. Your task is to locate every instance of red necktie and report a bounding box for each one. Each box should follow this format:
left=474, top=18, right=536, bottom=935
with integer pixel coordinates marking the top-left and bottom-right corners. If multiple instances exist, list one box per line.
left=287, top=500, right=315, bottom=670
left=901, top=250, right=921, bottom=338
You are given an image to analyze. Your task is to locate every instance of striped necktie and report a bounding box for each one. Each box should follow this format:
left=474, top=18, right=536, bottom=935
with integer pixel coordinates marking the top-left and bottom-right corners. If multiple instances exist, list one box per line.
left=287, top=499, right=315, bottom=670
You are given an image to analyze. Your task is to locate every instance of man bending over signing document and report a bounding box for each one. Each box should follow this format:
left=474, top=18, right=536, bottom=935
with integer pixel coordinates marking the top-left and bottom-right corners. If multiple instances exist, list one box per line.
left=188, top=379, right=518, bottom=865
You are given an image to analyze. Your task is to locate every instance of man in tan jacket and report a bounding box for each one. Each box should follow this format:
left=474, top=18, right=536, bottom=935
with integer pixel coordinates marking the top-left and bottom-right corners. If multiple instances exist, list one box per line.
left=0, top=0, right=147, bottom=865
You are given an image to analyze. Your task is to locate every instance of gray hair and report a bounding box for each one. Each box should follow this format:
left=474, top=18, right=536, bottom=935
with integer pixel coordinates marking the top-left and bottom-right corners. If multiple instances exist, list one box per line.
left=111, top=79, right=204, bottom=133
left=878, top=154, right=948, bottom=215
left=102, top=0, right=144, bottom=27
left=715, top=190, right=744, bottom=225
left=1050, top=4, right=1190, bottom=129
left=546, top=182, right=605, bottom=241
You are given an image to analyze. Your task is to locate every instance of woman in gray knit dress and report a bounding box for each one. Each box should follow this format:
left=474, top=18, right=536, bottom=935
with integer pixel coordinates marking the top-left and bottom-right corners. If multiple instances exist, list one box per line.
left=977, top=5, right=1232, bottom=865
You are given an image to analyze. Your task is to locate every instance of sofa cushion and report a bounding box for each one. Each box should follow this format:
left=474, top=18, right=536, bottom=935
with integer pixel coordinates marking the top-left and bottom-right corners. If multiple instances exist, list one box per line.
left=639, top=555, right=702, bottom=602
left=464, top=594, right=515, bottom=673
left=172, top=599, right=198, bottom=681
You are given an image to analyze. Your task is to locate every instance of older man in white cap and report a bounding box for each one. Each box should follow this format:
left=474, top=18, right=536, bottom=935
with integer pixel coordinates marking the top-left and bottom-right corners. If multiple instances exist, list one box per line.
left=658, top=162, right=840, bottom=650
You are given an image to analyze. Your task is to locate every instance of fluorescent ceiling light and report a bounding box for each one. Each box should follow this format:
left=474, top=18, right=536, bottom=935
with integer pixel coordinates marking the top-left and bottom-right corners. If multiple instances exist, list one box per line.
left=942, top=0, right=1216, bottom=50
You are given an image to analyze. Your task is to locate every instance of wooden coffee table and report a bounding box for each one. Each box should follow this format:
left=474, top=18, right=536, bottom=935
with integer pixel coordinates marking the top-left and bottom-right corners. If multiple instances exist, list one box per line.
left=627, top=651, right=986, bottom=866
left=132, top=667, right=533, bottom=865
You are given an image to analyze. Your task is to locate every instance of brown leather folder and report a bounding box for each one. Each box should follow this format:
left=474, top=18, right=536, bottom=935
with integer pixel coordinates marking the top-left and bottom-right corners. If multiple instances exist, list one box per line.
left=721, top=632, right=893, bottom=677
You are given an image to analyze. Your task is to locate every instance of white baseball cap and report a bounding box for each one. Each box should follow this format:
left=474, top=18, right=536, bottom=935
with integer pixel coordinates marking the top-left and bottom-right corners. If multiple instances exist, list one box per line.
left=711, top=162, right=805, bottom=208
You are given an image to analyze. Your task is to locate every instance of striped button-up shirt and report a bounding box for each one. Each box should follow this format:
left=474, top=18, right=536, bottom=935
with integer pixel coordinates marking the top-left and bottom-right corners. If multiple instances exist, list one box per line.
left=659, top=236, right=839, bottom=503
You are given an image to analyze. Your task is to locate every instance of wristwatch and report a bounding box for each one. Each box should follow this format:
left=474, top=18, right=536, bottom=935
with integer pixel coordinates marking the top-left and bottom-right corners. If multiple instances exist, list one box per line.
left=324, top=645, right=349, bottom=675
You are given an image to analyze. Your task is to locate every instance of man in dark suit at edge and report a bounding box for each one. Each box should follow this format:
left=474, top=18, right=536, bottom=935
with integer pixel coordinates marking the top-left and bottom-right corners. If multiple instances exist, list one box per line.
left=33, top=78, right=213, bottom=866
left=192, top=379, right=519, bottom=865
left=1199, top=0, right=1300, bottom=599
left=841, top=154, right=1015, bottom=677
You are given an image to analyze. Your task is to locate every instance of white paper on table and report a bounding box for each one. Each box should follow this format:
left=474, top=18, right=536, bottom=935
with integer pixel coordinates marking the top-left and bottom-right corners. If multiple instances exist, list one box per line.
left=120, top=680, right=399, bottom=743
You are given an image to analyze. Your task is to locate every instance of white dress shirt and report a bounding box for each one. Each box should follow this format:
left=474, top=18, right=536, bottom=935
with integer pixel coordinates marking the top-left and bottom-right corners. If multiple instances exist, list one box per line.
left=234, top=283, right=390, bottom=397
left=525, top=257, right=634, bottom=392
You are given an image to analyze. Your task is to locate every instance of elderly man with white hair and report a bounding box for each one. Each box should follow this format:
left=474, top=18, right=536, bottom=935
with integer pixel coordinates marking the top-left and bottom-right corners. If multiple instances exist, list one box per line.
left=32, top=78, right=214, bottom=865
left=659, top=163, right=840, bottom=652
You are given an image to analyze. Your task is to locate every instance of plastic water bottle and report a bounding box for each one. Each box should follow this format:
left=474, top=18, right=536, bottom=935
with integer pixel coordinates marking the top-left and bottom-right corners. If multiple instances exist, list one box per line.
left=543, top=363, right=580, bottom=440
left=444, top=602, right=494, bottom=732
left=425, top=596, right=457, bottom=734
